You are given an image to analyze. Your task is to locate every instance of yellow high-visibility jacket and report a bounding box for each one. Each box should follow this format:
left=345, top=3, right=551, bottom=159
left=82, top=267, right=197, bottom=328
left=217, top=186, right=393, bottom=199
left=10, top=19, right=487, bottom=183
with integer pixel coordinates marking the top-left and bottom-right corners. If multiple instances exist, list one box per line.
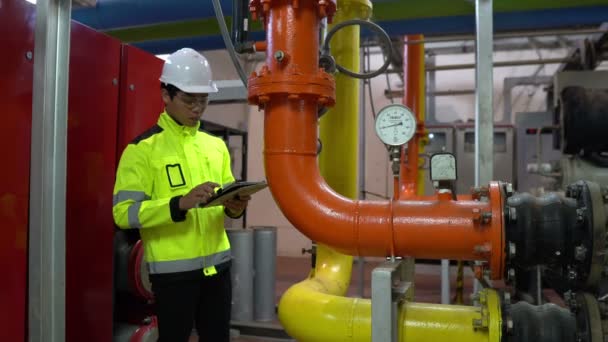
left=113, top=111, right=235, bottom=276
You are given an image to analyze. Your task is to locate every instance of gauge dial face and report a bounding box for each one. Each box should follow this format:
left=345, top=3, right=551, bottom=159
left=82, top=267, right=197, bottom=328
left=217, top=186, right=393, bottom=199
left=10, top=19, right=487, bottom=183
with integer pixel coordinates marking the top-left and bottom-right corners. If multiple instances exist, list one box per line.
left=374, top=104, right=417, bottom=146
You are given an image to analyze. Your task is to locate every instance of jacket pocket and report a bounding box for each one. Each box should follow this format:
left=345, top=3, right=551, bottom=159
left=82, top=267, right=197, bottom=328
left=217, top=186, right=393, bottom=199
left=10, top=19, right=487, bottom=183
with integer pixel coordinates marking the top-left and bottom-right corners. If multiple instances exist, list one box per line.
left=152, top=157, right=190, bottom=198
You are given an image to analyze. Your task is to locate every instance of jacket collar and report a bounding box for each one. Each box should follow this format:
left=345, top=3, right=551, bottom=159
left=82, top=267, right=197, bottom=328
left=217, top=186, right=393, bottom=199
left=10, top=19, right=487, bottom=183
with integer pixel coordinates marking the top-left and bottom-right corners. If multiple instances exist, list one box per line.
left=158, top=110, right=200, bottom=137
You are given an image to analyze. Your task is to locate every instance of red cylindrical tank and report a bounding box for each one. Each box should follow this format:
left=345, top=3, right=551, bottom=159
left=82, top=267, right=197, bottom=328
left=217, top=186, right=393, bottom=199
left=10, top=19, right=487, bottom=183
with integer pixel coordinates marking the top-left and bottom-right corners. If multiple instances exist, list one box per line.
left=115, top=234, right=153, bottom=301
left=114, top=317, right=158, bottom=342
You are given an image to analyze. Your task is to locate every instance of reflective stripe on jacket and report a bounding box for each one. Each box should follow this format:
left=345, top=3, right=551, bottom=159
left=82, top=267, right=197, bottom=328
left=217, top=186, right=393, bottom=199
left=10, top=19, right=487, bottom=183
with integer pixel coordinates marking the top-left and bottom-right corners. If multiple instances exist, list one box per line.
left=113, top=111, right=234, bottom=275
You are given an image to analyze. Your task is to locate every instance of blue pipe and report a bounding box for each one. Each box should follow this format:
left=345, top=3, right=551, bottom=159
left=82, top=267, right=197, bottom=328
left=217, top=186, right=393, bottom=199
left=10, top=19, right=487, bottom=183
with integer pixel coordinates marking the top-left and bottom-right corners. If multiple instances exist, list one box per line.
left=133, top=6, right=608, bottom=55
left=72, top=0, right=233, bottom=30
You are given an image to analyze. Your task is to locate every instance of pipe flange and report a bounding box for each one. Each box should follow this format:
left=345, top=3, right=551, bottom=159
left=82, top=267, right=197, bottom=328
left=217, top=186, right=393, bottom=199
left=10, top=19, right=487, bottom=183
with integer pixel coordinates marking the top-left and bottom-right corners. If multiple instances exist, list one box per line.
left=582, top=181, right=607, bottom=290
left=487, top=182, right=506, bottom=280
left=573, top=292, right=604, bottom=342
left=249, top=0, right=337, bottom=22
left=562, top=181, right=606, bottom=291
left=248, top=68, right=336, bottom=107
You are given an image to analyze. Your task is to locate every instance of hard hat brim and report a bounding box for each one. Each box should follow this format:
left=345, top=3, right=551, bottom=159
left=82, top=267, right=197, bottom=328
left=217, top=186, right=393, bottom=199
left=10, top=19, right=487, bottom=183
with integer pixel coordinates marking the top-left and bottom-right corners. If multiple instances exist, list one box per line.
left=160, top=79, right=219, bottom=94
left=176, top=83, right=219, bottom=94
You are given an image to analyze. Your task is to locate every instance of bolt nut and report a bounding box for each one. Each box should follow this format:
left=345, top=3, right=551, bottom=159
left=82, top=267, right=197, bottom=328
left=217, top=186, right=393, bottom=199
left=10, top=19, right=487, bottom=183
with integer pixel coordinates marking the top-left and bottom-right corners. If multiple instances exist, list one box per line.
left=575, top=245, right=587, bottom=261
left=112, top=78, right=118, bottom=86
left=508, top=207, right=517, bottom=222
left=274, top=50, right=285, bottom=62
left=568, top=270, right=578, bottom=280
left=505, top=183, right=514, bottom=197
left=508, top=268, right=516, bottom=280
left=472, top=318, right=483, bottom=328
left=25, top=51, right=33, bottom=60
left=472, top=208, right=481, bottom=221
left=129, top=84, right=135, bottom=91
left=481, top=212, right=492, bottom=224
left=576, top=208, right=585, bottom=222
left=508, top=242, right=517, bottom=258
left=504, top=292, right=511, bottom=305
left=506, top=317, right=514, bottom=331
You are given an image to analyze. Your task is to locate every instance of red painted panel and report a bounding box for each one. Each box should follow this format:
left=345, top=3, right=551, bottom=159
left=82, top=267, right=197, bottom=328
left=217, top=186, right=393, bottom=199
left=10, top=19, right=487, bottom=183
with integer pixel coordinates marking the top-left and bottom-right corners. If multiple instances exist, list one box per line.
left=66, top=22, right=121, bottom=342
left=117, top=45, right=164, bottom=157
left=0, top=1, right=35, bottom=341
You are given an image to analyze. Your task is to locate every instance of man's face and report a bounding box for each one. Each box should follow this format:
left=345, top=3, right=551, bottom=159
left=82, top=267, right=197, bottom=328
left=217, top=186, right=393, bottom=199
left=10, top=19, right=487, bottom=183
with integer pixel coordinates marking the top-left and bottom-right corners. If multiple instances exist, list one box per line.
left=162, top=89, right=209, bottom=127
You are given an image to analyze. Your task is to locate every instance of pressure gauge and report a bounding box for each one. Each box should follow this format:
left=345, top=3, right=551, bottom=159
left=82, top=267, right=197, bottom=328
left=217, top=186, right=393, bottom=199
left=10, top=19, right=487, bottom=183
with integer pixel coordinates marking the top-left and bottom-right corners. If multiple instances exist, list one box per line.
left=374, top=104, right=417, bottom=146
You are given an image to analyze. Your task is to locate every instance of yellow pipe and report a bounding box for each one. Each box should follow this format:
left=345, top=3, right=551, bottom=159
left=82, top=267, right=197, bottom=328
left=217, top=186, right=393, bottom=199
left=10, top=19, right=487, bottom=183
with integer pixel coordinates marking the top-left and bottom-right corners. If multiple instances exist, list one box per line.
left=318, top=1, right=370, bottom=197
left=280, top=278, right=502, bottom=342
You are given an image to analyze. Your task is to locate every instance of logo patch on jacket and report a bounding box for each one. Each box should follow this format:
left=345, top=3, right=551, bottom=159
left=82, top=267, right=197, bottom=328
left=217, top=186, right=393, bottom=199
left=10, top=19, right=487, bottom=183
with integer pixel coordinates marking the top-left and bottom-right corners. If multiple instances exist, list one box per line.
left=165, top=164, right=186, bottom=187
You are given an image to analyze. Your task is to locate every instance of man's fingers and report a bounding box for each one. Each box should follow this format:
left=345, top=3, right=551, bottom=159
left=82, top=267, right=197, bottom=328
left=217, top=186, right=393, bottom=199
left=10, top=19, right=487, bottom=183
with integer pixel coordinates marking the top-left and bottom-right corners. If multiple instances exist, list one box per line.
left=202, top=182, right=220, bottom=190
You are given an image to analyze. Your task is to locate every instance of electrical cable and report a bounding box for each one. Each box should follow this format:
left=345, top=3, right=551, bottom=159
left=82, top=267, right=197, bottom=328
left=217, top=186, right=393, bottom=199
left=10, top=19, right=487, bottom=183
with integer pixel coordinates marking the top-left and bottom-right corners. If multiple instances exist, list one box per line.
left=365, top=45, right=377, bottom=119
left=212, top=0, right=249, bottom=87
left=384, top=60, right=395, bottom=104
left=322, top=19, right=392, bottom=79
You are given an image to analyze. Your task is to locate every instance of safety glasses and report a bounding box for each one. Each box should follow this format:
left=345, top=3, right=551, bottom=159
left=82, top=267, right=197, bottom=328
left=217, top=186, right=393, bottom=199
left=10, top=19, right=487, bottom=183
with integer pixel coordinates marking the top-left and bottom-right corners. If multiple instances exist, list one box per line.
left=176, top=92, right=209, bottom=109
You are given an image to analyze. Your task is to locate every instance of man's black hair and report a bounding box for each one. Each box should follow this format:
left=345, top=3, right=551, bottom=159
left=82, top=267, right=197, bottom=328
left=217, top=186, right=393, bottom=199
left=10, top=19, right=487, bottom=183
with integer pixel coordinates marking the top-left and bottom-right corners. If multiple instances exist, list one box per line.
left=161, top=83, right=180, bottom=99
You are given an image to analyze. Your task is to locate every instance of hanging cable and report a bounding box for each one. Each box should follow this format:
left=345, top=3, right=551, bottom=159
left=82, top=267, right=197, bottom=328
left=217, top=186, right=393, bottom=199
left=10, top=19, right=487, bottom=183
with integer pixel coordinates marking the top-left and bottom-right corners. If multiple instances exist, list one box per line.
left=384, top=52, right=395, bottom=104
left=365, top=45, right=377, bottom=119
left=322, top=19, right=392, bottom=79
left=212, top=0, right=249, bottom=86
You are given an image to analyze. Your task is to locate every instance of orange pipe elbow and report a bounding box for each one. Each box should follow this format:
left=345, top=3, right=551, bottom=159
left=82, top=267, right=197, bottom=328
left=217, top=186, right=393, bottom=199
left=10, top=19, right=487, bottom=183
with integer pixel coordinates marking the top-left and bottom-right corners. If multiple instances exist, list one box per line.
left=264, top=99, right=505, bottom=278
left=249, top=0, right=505, bottom=279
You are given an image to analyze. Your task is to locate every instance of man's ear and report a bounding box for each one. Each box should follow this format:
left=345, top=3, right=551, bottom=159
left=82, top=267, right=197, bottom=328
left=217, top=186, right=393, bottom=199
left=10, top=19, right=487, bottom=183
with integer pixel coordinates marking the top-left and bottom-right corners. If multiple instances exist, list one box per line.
left=161, top=88, right=171, bottom=105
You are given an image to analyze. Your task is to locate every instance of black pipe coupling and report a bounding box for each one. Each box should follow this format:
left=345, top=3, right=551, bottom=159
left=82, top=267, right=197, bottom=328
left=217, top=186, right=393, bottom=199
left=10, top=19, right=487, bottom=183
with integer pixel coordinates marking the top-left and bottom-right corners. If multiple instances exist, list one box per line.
left=504, top=180, right=607, bottom=292
left=502, top=300, right=577, bottom=342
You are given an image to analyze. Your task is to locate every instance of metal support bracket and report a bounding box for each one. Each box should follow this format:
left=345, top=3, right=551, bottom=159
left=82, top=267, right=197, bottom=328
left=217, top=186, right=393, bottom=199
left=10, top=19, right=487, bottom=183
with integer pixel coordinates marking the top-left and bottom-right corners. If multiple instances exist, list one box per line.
left=372, top=259, right=412, bottom=342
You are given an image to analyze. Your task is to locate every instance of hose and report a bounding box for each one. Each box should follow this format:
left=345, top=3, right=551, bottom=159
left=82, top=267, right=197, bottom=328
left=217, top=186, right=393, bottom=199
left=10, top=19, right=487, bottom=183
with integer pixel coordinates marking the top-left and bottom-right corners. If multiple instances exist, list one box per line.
left=212, top=0, right=249, bottom=87
left=322, top=19, right=392, bottom=79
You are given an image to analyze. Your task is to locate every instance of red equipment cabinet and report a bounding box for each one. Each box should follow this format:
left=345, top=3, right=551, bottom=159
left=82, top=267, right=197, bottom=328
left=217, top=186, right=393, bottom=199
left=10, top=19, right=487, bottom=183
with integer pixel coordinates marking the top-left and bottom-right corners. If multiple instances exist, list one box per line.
left=65, top=21, right=122, bottom=342
left=0, top=1, right=35, bottom=341
left=117, top=45, right=164, bottom=157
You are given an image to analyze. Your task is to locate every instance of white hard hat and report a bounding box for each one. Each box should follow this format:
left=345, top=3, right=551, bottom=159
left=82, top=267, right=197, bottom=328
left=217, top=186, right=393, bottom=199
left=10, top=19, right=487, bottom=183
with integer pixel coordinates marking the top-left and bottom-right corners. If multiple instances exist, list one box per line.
left=159, top=48, right=218, bottom=93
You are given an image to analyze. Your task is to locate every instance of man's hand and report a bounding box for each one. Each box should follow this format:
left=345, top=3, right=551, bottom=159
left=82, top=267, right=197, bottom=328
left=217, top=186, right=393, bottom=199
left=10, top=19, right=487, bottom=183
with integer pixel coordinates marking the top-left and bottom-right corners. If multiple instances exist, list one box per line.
left=179, top=182, right=220, bottom=210
left=224, top=194, right=251, bottom=216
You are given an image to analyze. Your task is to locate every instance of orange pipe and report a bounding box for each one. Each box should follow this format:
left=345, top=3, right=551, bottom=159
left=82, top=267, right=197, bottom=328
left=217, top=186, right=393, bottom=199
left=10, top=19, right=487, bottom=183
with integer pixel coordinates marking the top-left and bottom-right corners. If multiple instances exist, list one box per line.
left=254, top=41, right=267, bottom=52
left=248, top=0, right=505, bottom=279
left=400, top=35, right=425, bottom=199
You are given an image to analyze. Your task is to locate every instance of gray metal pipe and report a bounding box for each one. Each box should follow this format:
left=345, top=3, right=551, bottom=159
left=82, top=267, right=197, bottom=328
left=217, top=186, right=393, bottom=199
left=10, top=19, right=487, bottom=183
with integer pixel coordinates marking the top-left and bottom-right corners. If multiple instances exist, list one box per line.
left=473, top=0, right=494, bottom=295
left=253, top=226, right=277, bottom=322
left=385, top=57, right=576, bottom=74
left=227, top=228, right=255, bottom=322
left=29, top=0, right=72, bottom=340
left=361, top=28, right=606, bottom=47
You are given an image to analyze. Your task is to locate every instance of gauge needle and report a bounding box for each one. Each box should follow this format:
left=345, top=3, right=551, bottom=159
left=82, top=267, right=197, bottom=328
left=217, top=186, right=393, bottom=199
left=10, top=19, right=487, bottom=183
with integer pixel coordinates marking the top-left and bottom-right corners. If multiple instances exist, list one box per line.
left=380, top=122, right=403, bottom=129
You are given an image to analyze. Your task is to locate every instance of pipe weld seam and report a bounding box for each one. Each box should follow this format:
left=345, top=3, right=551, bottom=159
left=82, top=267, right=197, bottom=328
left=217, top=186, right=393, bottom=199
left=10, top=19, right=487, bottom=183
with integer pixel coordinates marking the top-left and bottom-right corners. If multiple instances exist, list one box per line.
left=389, top=200, right=396, bottom=256
left=354, top=200, right=361, bottom=256
left=264, top=149, right=317, bottom=156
